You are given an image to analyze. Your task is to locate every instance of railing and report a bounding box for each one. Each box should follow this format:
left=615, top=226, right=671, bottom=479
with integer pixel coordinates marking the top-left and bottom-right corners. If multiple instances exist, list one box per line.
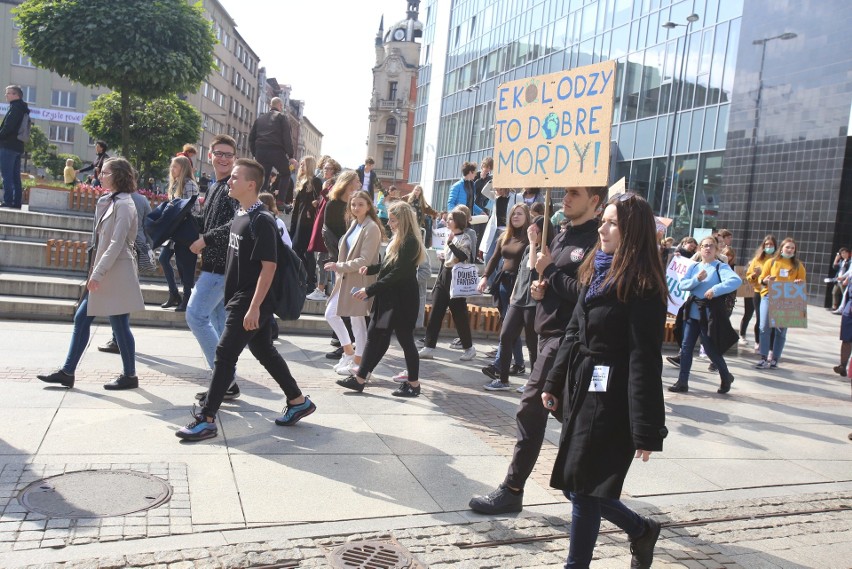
left=375, top=169, right=396, bottom=179
left=45, top=239, right=89, bottom=270
left=378, top=100, right=399, bottom=111
left=377, top=134, right=398, bottom=145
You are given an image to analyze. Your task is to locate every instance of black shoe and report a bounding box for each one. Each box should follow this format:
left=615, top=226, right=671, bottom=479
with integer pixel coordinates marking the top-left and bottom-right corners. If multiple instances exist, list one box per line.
left=469, top=485, right=523, bottom=514
left=97, top=338, right=120, bottom=354
left=336, top=375, right=365, bottom=393
left=481, top=365, right=498, bottom=380
left=630, top=516, right=661, bottom=569
left=392, top=381, right=421, bottom=397
left=509, top=364, right=526, bottom=376
left=37, top=370, right=75, bottom=388
left=665, top=356, right=680, bottom=368
left=325, top=346, right=344, bottom=360
left=667, top=382, right=688, bottom=393
left=708, top=363, right=717, bottom=373
left=330, top=338, right=341, bottom=347
left=103, top=374, right=138, bottom=390
left=717, top=374, right=734, bottom=394
left=195, top=384, right=241, bottom=402
left=833, top=365, right=847, bottom=377
left=175, top=300, right=188, bottom=312
left=161, top=293, right=182, bottom=309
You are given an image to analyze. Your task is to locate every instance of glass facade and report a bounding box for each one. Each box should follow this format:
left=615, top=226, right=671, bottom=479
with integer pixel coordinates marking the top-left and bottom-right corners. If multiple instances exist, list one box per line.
left=412, top=0, right=743, bottom=232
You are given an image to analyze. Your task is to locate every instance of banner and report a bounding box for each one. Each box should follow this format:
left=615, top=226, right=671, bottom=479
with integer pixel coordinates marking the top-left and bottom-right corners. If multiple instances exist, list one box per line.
left=0, top=103, right=85, bottom=125
left=767, top=282, right=808, bottom=328
left=431, top=226, right=451, bottom=249
left=666, top=255, right=697, bottom=316
left=493, top=60, right=616, bottom=188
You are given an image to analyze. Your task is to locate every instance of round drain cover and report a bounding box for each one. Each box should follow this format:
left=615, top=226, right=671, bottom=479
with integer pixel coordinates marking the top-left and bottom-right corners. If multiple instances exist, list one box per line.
left=19, top=470, right=172, bottom=518
left=331, top=540, right=412, bottom=569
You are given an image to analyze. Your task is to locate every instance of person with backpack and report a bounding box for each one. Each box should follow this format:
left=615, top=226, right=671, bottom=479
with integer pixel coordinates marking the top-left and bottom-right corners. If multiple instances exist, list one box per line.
left=177, top=158, right=315, bottom=442
left=668, top=236, right=741, bottom=394
left=0, top=85, right=30, bottom=209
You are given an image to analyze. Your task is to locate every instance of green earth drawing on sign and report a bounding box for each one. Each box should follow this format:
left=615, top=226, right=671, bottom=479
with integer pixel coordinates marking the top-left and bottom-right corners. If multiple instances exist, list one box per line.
left=542, top=112, right=559, bottom=140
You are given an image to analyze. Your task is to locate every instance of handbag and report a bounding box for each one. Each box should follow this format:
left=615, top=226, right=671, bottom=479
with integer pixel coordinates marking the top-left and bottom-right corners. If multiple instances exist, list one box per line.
left=135, top=236, right=157, bottom=274
left=714, top=264, right=736, bottom=316
left=450, top=263, right=481, bottom=298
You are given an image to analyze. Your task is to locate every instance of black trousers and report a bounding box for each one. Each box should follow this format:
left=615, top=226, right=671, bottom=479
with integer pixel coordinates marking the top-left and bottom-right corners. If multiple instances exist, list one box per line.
left=739, top=295, right=755, bottom=340
left=254, top=148, right=289, bottom=195
left=498, top=305, right=538, bottom=383
left=292, top=227, right=317, bottom=290
left=202, top=306, right=301, bottom=417
left=424, top=286, right=472, bottom=349
left=357, top=318, right=419, bottom=382
left=504, top=334, right=561, bottom=490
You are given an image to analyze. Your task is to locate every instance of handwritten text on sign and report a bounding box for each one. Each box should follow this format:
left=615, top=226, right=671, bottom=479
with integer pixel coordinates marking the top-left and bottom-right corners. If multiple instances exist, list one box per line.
left=493, top=60, right=615, bottom=188
left=666, top=255, right=697, bottom=316
left=767, top=282, right=808, bottom=328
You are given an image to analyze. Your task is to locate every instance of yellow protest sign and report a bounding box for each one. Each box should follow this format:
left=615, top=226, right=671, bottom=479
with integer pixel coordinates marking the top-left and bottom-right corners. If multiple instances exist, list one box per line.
left=493, top=60, right=616, bottom=188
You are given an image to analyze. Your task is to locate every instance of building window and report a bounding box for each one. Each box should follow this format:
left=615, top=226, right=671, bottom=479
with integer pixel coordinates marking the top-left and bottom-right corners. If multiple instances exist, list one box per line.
left=12, top=48, right=34, bottom=68
left=388, top=81, right=398, bottom=100
left=382, top=150, right=394, bottom=170
left=21, top=86, right=36, bottom=104
left=385, top=117, right=398, bottom=135
left=49, top=125, right=75, bottom=143
left=51, top=90, right=77, bottom=109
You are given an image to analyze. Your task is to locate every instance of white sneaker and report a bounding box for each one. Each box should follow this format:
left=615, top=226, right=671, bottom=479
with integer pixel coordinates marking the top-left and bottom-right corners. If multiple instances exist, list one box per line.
left=306, top=289, right=328, bottom=301
left=698, top=346, right=707, bottom=358
left=337, top=363, right=358, bottom=376
left=449, top=337, right=464, bottom=350
left=515, top=385, right=525, bottom=393
left=460, top=347, right=477, bottom=361
left=392, top=370, right=409, bottom=383
left=415, top=338, right=425, bottom=349
left=738, top=338, right=748, bottom=346
left=419, top=347, right=435, bottom=359
left=334, top=354, right=354, bottom=374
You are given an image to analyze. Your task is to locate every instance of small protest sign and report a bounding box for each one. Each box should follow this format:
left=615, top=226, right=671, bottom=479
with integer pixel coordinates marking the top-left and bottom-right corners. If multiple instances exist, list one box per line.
left=767, top=282, right=808, bottom=328
left=432, top=226, right=451, bottom=249
left=734, top=266, right=752, bottom=298
left=666, top=255, right=697, bottom=316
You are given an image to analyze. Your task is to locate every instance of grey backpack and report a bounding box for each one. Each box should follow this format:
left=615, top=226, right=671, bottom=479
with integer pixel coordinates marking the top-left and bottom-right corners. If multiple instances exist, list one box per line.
left=17, top=112, right=32, bottom=144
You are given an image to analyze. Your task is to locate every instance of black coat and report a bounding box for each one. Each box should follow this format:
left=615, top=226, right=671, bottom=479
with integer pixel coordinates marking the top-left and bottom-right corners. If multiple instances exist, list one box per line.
left=364, top=235, right=421, bottom=330
left=543, top=287, right=668, bottom=499
left=0, top=98, right=29, bottom=153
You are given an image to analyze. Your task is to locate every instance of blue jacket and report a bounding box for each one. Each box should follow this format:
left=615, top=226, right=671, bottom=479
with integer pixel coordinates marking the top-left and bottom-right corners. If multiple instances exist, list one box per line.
left=679, top=260, right=741, bottom=320
left=446, top=178, right=484, bottom=215
left=145, top=195, right=199, bottom=248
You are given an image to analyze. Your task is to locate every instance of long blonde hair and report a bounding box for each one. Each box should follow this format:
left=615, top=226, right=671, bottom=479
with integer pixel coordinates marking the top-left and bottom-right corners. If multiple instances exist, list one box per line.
left=330, top=170, right=359, bottom=201
left=297, top=155, right=317, bottom=190
left=167, top=156, right=193, bottom=200
left=405, top=184, right=432, bottom=209
left=501, top=203, right=531, bottom=247
left=385, top=201, right=426, bottom=266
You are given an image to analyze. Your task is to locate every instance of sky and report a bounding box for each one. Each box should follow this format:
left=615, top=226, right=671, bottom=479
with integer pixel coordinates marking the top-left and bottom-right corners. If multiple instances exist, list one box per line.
left=219, top=0, right=413, bottom=169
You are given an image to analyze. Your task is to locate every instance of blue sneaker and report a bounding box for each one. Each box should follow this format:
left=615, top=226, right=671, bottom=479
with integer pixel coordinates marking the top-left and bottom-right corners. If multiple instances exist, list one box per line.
left=176, top=410, right=218, bottom=441
left=275, top=396, right=316, bottom=426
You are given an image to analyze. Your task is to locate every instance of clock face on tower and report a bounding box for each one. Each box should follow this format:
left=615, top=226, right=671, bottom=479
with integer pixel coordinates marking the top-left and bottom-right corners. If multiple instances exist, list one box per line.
left=393, top=28, right=406, bottom=41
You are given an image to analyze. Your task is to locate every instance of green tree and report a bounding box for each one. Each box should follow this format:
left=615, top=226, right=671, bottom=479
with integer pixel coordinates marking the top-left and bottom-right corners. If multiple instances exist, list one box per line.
left=23, top=125, right=79, bottom=180
left=82, top=92, right=201, bottom=179
left=15, top=0, right=216, bottom=157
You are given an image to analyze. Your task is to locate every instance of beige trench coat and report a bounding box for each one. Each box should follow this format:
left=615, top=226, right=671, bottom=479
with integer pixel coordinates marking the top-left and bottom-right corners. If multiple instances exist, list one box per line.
left=329, top=218, right=381, bottom=317
left=87, top=193, right=146, bottom=317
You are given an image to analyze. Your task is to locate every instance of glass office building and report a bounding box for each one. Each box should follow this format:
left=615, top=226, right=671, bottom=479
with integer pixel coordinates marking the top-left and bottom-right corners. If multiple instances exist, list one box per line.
left=410, top=0, right=852, bottom=302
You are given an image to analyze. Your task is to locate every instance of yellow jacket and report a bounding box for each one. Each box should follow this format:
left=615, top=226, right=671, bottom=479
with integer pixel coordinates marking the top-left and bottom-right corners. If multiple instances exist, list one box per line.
left=758, top=257, right=806, bottom=297
left=745, top=256, right=766, bottom=293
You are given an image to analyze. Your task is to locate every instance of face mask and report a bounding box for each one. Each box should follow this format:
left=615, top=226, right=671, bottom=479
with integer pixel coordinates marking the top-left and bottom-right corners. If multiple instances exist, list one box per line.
left=764, top=247, right=775, bottom=255
left=781, top=251, right=794, bottom=259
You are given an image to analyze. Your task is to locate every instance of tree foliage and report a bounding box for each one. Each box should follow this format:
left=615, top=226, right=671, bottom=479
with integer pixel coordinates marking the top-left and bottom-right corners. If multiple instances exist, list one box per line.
left=24, top=125, right=80, bottom=180
left=15, top=0, right=216, bottom=156
left=82, top=92, right=201, bottom=180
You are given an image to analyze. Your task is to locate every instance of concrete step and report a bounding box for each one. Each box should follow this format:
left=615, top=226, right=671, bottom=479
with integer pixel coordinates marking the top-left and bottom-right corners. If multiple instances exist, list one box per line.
left=0, top=222, right=90, bottom=243
left=0, top=239, right=87, bottom=274
left=0, top=206, right=93, bottom=231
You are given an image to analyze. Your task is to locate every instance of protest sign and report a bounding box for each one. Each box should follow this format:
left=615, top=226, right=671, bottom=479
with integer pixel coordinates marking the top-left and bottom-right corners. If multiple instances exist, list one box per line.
left=767, top=282, right=808, bottom=328
left=666, top=255, right=697, bottom=315
left=431, top=226, right=451, bottom=249
left=493, top=60, right=616, bottom=188
left=734, top=266, right=752, bottom=298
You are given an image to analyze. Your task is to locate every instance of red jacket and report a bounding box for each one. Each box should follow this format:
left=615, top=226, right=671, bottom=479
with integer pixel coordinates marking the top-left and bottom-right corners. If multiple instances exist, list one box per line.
left=308, top=180, right=333, bottom=253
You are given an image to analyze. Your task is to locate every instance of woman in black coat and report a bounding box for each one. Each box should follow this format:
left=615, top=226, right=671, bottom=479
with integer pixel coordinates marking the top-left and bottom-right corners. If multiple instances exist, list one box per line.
left=337, top=201, right=426, bottom=397
left=290, top=156, right=323, bottom=291
left=541, top=193, right=668, bottom=569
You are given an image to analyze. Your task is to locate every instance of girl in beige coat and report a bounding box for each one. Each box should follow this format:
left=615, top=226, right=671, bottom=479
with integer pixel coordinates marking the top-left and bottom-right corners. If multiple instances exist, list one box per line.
left=38, top=158, right=146, bottom=391
left=323, top=191, right=382, bottom=376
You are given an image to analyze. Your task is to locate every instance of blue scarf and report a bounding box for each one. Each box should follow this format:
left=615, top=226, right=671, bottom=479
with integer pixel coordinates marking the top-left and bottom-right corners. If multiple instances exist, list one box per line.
left=585, top=250, right=614, bottom=302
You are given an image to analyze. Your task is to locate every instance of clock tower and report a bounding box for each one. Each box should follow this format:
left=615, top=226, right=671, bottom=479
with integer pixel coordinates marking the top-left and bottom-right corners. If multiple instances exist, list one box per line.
left=365, top=1, right=422, bottom=193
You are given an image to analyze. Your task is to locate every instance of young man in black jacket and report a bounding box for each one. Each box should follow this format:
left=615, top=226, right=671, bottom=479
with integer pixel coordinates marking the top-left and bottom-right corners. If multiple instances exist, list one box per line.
left=0, top=85, right=29, bottom=209
left=177, top=159, right=315, bottom=441
left=470, top=186, right=606, bottom=514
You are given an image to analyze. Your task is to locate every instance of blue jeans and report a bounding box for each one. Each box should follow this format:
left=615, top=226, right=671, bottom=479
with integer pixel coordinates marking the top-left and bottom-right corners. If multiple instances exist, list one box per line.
left=186, top=271, right=226, bottom=369
left=0, top=148, right=23, bottom=207
left=493, top=278, right=523, bottom=369
left=678, top=316, right=731, bottom=384
left=159, top=243, right=197, bottom=296
left=63, top=296, right=136, bottom=376
left=564, top=491, right=644, bottom=568
left=758, top=297, right=788, bottom=360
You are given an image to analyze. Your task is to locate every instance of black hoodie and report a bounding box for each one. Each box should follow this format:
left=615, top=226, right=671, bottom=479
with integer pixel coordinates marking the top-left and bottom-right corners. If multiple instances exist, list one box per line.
left=0, top=98, right=29, bottom=154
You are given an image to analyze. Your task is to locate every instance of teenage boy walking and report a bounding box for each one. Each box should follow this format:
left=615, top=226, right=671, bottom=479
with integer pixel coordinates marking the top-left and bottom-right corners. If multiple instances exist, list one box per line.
left=177, top=159, right=315, bottom=441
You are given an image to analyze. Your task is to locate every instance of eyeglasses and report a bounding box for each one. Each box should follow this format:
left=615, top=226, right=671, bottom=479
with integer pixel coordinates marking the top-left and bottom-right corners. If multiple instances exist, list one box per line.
left=100, top=171, right=113, bottom=178
left=700, top=243, right=715, bottom=249
left=211, top=151, right=235, bottom=158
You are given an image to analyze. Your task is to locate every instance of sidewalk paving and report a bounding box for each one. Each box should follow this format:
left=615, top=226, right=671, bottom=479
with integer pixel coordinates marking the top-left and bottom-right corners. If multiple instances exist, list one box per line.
left=0, top=303, right=850, bottom=568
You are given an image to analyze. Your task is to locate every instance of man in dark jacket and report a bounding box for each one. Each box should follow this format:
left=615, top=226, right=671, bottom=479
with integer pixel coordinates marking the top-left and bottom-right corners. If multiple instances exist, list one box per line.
left=249, top=97, right=293, bottom=197
left=77, top=141, right=109, bottom=187
left=469, top=185, right=606, bottom=514
left=356, top=157, right=381, bottom=202
left=0, top=85, right=30, bottom=209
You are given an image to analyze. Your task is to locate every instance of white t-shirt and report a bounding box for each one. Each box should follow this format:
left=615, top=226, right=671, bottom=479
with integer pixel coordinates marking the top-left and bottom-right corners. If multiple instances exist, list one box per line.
left=275, top=217, right=293, bottom=248
left=362, top=168, right=372, bottom=193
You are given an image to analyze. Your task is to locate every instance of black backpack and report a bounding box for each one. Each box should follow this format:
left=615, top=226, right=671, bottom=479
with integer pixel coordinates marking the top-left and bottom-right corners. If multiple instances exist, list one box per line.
left=250, top=209, right=307, bottom=321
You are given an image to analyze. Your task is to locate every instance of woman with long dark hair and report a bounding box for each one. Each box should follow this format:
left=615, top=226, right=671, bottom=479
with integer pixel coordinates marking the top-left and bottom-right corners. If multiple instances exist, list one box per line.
left=38, top=158, right=146, bottom=390
left=756, top=237, right=806, bottom=369
left=743, top=235, right=777, bottom=350
left=541, top=193, right=668, bottom=569
left=337, top=201, right=426, bottom=396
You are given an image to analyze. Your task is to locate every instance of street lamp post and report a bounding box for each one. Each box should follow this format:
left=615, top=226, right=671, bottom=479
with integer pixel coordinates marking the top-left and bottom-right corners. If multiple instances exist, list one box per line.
left=660, top=13, right=700, bottom=224
left=742, top=32, right=797, bottom=247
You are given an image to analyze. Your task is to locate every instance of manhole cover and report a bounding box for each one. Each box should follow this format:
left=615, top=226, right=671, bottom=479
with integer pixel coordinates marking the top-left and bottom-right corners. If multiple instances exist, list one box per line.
left=19, top=470, right=172, bottom=518
left=330, top=540, right=413, bottom=569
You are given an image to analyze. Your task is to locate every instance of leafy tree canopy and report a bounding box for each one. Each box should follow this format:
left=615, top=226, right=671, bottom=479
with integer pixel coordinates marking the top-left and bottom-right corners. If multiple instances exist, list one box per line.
left=82, top=92, right=202, bottom=180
